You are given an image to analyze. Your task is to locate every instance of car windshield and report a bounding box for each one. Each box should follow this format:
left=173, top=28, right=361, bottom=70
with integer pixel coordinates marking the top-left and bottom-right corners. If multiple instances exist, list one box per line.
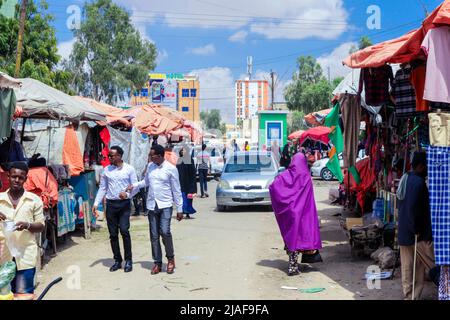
left=224, top=154, right=275, bottom=173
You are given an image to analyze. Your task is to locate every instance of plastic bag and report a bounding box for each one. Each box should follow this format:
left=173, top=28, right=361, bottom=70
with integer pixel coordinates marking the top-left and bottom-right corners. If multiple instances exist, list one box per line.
left=1, top=221, right=26, bottom=259
left=0, top=261, right=16, bottom=290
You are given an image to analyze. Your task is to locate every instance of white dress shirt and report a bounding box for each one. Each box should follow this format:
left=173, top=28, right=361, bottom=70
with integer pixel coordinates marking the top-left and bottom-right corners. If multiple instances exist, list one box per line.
left=94, top=162, right=138, bottom=206
left=133, top=160, right=183, bottom=213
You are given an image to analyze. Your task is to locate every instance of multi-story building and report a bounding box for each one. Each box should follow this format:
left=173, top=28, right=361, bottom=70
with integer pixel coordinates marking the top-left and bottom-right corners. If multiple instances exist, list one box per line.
left=235, top=79, right=269, bottom=120
left=130, top=73, right=200, bottom=122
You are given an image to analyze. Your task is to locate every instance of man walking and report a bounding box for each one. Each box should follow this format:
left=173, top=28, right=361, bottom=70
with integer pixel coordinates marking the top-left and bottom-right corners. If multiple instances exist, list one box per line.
left=398, top=152, right=435, bottom=300
left=0, top=162, right=45, bottom=300
left=127, top=145, right=183, bottom=275
left=93, top=146, right=138, bottom=273
left=197, top=144, right=210, bottom=198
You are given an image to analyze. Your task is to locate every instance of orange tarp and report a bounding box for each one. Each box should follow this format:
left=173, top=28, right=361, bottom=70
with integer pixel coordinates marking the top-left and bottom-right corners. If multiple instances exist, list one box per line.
left=62, top=126, right=84, bottom=176
left=304, top=108, right=332, bottom=127
left=74, top=97, right=131, bottom=125
left=133, top=105, right=185, bottom=136
left=344, top=1, right=450, bottom=68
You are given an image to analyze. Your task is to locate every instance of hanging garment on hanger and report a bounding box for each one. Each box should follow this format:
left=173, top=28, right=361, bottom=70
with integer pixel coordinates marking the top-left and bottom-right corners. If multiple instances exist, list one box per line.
left=392, top=67, right=418, bottom=117
left=429, top=113, right=450, bottom=147
left=421, top=26, right=450, bottom=104
left=339, top=94, right=361, bottom=168
left=427, top=146, right=450, bottom=266
left=410, top=65, right=430, bottom=112
left=359, top=65, right=394, bottom=106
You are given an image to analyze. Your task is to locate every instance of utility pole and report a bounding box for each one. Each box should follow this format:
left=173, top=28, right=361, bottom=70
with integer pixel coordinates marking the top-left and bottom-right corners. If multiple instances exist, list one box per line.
left=270, top=70, right=275, bottom=110
left=15, top=0, right=28, bottom=78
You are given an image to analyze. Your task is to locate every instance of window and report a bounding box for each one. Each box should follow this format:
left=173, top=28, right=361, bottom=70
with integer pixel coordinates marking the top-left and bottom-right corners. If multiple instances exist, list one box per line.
left=190, top=89, right=197, bottom=97
left=182, top=89, right=189, bottom=97
left=182, top=106, right=189, bottom=112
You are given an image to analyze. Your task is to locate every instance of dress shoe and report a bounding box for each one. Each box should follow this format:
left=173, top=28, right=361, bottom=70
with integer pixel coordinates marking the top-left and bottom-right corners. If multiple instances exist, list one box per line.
left=151, top=264, right=162, bottom=275
left=124, top=260, right=133, bottom=273
left=167, top=259, right=175, bottom=274
left=109, top=261, right=122, bottom=272
left=205, top=193, right=209, bottom=198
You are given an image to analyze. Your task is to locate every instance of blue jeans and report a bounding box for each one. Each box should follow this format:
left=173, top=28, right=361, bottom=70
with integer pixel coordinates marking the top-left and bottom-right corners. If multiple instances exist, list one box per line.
left=198, top=169, right=208, bottom=196
left=11, top=268, right=36, bottom=294
left=148, top=206, right=174, bottom=265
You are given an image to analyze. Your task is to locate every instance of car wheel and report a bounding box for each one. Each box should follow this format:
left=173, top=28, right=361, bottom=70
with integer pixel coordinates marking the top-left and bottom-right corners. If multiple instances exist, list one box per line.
left=320, top=168, right=334, bottom=181
left=217, top=205, right=227, bottom=212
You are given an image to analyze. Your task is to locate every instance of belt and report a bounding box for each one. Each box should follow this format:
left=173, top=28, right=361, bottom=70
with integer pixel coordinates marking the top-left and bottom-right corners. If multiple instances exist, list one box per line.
left=106, top=198, right=130, bottom=203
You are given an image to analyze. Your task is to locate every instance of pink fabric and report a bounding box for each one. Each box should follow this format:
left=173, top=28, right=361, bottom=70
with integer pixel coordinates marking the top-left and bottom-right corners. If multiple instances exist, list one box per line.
left=299, top=126, right=331, bottom=146
left=421, top=26, right=450, bottom=104
left=269, top=153, right=322, bottom=251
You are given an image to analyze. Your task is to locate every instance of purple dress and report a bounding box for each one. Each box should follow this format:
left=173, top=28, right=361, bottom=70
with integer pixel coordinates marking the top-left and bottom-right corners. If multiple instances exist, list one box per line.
left=269, top=153, right=322, bottom=252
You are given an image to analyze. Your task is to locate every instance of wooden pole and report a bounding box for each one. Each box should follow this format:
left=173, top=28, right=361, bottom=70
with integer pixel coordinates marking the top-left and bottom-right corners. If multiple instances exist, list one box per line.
left=14, top=0, right=28, bottom=78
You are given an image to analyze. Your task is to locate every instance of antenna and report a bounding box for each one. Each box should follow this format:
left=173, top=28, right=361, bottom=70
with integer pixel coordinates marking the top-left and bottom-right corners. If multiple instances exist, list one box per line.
left=247, top=56, right=253, bottom=80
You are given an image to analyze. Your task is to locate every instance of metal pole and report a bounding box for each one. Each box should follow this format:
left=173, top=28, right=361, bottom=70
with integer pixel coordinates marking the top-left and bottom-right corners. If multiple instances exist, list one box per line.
left=15, top=0, right=28, bottom=77
left=270, top=70, right=275, bottom=110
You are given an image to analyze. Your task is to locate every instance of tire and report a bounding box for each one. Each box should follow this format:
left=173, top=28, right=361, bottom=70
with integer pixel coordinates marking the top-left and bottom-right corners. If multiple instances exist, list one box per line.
left=320, top=168, right=334, bottom=181
left=217, top=205, right=227, bottom=212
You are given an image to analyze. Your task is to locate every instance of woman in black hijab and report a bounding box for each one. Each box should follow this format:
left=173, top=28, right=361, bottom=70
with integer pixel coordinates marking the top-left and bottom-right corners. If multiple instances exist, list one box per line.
left=176, top=146, right=198, bottom=219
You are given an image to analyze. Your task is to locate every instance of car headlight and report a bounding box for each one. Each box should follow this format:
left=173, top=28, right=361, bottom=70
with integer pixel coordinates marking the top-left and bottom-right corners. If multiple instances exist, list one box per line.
left=219, top=180, right=231, bottom=189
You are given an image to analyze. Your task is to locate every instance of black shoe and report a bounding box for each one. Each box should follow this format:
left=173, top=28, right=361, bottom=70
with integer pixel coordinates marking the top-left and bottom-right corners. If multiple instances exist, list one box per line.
left=301, top=251, right=323, bottom=264
left=124, top=260, right=133, bottom=273
left=110, top=261, right=122, bottom=272
left=186, top=214, right=191, bottom=219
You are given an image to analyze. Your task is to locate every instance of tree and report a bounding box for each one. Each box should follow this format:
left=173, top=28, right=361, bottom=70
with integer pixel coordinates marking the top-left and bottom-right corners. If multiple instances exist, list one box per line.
left=65, top=0, right=157, bottom=103
left=288, top=110, right=306, bottom=134
left=332, top=76, right=344, bottom=90
left=284, top=56, right=332, bottom=114
left=200, top=109, right=227, bottom=136
left=0, top=0, right=73, bottom=93
left=349, top=36, right=373, bottom=54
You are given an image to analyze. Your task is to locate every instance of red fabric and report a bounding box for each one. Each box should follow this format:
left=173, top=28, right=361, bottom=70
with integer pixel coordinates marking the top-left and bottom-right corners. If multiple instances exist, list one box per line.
left=24, top=167, right=59, bottom=209
left=62, top=126, right=84, bottom=176
left=410, top=65, right=429, bottom=111
left=343, top=158, right=376, bottom=209
left=0, top=169, right=9, bottom=192
left=99, top=127, right=111, bottom=168
left=299, top=126, right=331, bottom=146
left=343, top=1, right=450, bottom=68
left=288, top=130, right=305, bottom=140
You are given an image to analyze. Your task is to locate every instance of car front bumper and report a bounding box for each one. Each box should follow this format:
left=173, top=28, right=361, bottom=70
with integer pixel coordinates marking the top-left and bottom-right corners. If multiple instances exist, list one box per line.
left=216, top=188, right=272, bottom=206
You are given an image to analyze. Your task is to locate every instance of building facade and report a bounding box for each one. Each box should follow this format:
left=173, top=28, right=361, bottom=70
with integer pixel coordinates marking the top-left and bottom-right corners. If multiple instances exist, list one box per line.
left=235, top=80, right=269, bottom=120
left=130, top=73, right=200, bottom=122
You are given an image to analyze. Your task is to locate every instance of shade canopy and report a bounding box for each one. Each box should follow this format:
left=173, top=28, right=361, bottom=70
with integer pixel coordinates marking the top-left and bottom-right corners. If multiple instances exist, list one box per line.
left=288, top=130, right=305, bottom=140
left=14, top=78, right=106, bottom=121
left=304, top=108, right=332, bottom=127
left=0, top=72, right=21, bottom=89
left=298, top=126, right=331, bottom=146
left=74, top=96, right=132, bottom=124
left=343, top=1, right=450, bottom=68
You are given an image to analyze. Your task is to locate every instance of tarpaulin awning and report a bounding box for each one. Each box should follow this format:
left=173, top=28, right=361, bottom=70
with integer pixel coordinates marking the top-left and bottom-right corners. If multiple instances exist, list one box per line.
left=14, top=78, right=106, bottom=122
left=133, top=105, right=184, bottom=136
left=288, top=130, right=305, bottom=140
left=304, top=108, right=332, bottom=127
left=299, top=126, right=331, bottom=146
left=0, top=72, right=21, bottom=89
left=343, top=1, right=450, bottom=68
left=74, top=96, right=132, bottom=124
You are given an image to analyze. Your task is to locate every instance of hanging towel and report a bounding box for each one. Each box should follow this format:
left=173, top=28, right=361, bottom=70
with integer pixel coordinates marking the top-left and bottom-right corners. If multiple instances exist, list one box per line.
left=62, top=126, right=84, bottom=176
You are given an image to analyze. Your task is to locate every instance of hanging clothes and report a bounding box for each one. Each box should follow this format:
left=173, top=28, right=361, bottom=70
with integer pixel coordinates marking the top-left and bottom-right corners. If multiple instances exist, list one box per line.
left=339, top=94, right=361, bottom=168
left=421, top=26, right=450, bottom=104
left=391, top=66, right=418, bottom=117
left=410, top=65, right=429, bottom=112
left=427, top=146, right=450, bottom=266
left=0, top=89, right=16, bottom=139
left=24, top=167, right=59, bottom=209
left=98, top=127, right=111, bottom=168
left=439, top=265, right=450, bottom=300
left=62, top=126, right=84, bottom=176
left=57, top=188, right=77, bottom=237
left=358, top=65, right=394, bottom=106
left=430, top=102, right=450, bottom=112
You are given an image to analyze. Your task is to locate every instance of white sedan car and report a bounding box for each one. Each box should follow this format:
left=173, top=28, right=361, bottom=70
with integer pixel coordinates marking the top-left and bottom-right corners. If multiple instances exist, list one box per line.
left=310, top=150, right=366, bottom=181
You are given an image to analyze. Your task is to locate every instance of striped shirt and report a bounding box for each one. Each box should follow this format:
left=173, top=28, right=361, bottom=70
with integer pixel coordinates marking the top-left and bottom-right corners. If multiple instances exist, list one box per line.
left=197, top=151, right=210, bottom=170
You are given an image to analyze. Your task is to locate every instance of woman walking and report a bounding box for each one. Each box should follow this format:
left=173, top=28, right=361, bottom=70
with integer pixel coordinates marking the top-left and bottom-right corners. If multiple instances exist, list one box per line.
left=177, top=146, right=197, bottom=219
left=269, top=153, right=323, bottom=276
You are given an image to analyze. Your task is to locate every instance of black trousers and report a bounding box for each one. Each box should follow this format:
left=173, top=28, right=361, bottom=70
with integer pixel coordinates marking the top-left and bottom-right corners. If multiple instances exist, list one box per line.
left=106, top=199, right=132, bottom=262
left=198, top=169, right=208, bottom=196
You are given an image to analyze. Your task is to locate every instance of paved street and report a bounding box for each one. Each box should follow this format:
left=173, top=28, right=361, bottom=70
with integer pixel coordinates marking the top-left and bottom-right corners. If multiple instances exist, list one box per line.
left=36, top=180, right=436, bottom=300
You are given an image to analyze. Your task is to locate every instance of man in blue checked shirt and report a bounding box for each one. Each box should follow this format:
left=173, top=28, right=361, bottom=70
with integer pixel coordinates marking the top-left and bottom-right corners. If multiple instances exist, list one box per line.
left=398, top=152, right=435, bottom=300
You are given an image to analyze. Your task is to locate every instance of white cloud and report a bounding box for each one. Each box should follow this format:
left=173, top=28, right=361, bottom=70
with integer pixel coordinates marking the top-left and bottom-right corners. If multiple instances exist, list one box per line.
left=189, top=67, right=235, bottom=124
left=317, top=42, right=356, bottom=79
left=130, top=7, right=154, bottom=43
left=114, top=0, right=349, bottom=40
left=187, top=44, right=216, bottom=56
left=57, top=38, right=76, bottom=61
left=228, top=30, right=248, bottom=43
left=156, top=49, right=169, bottom=65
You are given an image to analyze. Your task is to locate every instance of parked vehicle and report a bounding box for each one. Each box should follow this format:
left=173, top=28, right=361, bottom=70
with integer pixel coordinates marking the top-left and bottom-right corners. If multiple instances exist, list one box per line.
left=191, top=145, right=224, bottom=179
left=310, top=150, right=367, bottom=181
left=216, top=151, right=282, bottom=211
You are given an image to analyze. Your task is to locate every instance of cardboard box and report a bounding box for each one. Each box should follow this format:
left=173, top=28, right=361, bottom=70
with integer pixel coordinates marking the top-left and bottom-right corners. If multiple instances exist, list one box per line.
left=346, top=218, right=364, bottom=230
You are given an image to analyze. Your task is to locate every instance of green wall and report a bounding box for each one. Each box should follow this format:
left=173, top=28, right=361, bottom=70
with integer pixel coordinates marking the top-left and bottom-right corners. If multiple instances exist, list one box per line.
left=258, top=112, right=288, bottom=149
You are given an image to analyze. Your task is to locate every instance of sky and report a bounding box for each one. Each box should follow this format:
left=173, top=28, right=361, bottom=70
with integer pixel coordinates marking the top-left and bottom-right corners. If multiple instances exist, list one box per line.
left=45, top=0, right=443, bottom=123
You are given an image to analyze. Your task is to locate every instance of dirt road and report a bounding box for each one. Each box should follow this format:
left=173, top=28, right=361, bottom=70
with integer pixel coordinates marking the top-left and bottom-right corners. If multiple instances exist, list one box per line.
left=35, top=180, right=437, bottom=300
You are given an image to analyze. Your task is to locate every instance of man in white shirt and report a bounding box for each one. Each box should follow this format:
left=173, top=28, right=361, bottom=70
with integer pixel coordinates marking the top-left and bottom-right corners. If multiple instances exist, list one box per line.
left=93, top=146, right=138, bottom=273
left=127, top=145, right=183, bottom=275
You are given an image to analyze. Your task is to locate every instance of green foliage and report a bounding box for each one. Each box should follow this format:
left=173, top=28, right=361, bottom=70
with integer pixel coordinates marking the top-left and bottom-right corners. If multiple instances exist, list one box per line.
left=65, top=0, right=157, bottom=103
left=0, top=0, right=73, bottom=93
left=284, top=56, right=333, bottom=114
left=332, top=76, right=344, bottom=90
left=359, top=36, right=373, bottom=49
left=201, top=109, right=227, bottom=135
left=288, top=110, right=306, bottom=134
